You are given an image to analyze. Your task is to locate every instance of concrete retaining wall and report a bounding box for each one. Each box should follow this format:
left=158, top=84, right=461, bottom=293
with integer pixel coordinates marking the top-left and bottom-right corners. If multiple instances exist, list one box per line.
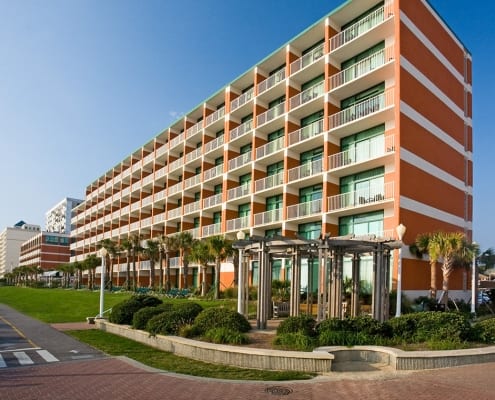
left=97, top=321, right=333, bottom=373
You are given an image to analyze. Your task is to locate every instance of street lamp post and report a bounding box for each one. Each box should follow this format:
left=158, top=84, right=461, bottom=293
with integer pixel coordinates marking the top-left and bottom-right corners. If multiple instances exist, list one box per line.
left=98, top=247, right=108, bottom=318
left=395, top=223, right=406, bottom=317
left=471, top=242, right=477, bottom=314
left=236, top=231, right=246, bottom=315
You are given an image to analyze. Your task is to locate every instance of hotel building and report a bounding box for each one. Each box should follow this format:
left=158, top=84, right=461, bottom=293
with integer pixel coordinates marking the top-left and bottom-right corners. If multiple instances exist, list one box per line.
left=70, top=0, right=473, bottom=298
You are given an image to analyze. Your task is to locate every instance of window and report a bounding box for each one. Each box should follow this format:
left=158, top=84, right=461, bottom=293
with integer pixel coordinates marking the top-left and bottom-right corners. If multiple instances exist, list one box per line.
left=240, top=143, right=252, bottom=154
left=340, top=167, right=385, bottom=203
left=301, top=74, right=324, bottom=91
left=267, top=161, right=284, bottom=176
left=238, top=203, right=250, bottom=217
left=341, top=2, right=384, bottom=30
left=195, top=166, right=201, bottom=175
left=194, top=192, right=200, bottom=201
left=266, top=194, right=282, bottom=211
left=298, top=221, right=321, bottom=240
left=241, top=113, right=253, bottom=124
left=302, top=39, right=325, bottom=56
left=239, top=173, right=251, bottom=186
left=268, top=128, right=284, bottom=142
left=339, top=211, right=384, bottom=236
left=193, top=217, right=200, bottom=228
left=341, top=124, right=385, bottom=163
left=265, top=228, right=282, bottom=238
left=216, top=129, right=224, bottom=138
left=215, top=156, right=223, bottom=166
left=269, top=95, right=285, bottom=109
left=299, top=184, right=322, bottom=203
left=341, top=82, right=385, bottom=109
left=213, top=212, right=221, bottom=224
left=301, top=110, right=324, bottom=127
left=214, top=184, right=222, bottom=195
left=342, top=41, right=385, bottom=70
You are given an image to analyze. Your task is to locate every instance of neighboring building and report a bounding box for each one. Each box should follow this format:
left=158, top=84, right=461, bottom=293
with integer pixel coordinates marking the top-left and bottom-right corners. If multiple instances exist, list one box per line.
left=46, top=197, right=83, bottom=234
left=0, top=222, right=41, bottom=277
left=18, top=231, right=71, bottom=271
left=70, top=0, right=472, bottom=299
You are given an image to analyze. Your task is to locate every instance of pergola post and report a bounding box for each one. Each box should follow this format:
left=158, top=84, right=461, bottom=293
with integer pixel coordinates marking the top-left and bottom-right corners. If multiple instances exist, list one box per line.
left=351, top=252, right=360, bottom=317
left=290, top=248, right=301, bottom=317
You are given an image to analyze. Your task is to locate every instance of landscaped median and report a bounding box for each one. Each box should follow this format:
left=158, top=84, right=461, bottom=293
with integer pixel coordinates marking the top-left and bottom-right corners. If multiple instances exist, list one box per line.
left=96, top=319, right=333, bottom=373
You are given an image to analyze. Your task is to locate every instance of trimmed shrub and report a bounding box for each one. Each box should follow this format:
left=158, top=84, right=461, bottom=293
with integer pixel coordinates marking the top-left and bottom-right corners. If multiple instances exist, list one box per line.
left=193, top=307, right=251, bottom=335
left=146, top=302, right=203, bottom=336
left=476, top=317, right=495, bottom=344
left=109, top=295, right=162, bottom=325
left=276, top=314, right=316, bottom=337
left=273, top=332, right=316, bottom=351
left=132, top=303, right=174, bottom=330
left=203, top=327, right=249, bottom=345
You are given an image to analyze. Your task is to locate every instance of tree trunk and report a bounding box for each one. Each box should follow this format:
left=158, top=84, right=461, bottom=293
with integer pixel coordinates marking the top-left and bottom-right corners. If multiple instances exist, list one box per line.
left=214, top=259, right=221, bottom=300
left=158, top=252, right=164, bottom=292
left=165, top=253, right=171, bottom=291
left=430, top=260, right=437, bottom=299
left=201, top=266, right=207, bottom=297
left=125, top=255, right=131, bottom=291
left=132, top=251, right=137, bottom=291
left=149, top=260, right=155, bottom=289
left=441, top=264, right=453, bottom=308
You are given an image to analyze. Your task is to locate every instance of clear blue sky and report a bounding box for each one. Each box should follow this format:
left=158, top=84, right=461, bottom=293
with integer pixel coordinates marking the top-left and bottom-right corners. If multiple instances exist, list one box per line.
left=0, top=0, right=492, bottom=250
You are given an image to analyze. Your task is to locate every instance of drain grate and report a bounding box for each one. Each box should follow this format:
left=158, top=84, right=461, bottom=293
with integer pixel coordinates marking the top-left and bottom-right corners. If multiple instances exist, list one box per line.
left=264, top=386, right=293, bottom=396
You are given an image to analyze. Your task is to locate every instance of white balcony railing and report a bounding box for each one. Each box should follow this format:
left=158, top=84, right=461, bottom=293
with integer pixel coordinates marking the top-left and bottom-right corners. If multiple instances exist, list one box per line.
left=331, top=45, right=394, bottom=89
left=226, top=216, right=250, bottom=232
left=186, top=122, right=202, bottom=139
left=287, top=199, right=322, bottom=219
left=184, top=174, right=201, bottom=189
left=154, top=189, right=166, bottom=202
left=185, top=147, right=202, bottom=163
left=142, top=174, right=154, bottom=186
left=169, top=132, right=185, bottom=149
left=203, top=193, right=222, bottom=209
left=227, top=183, right=250, bottom=200
left=328, top=182, right=394, bottom=211
left=230, top=87, right=254, bottom=111
left=204, top=135, right=224, bottom=153
left=256, top=137, right=284, bottom=159
left=131, top=201, right=140, bottom=212
left=255, top=171, right=284, bottom=192
left=254, top=208, right=282, bottom=225
left=143, top=152, right=154, bottom=165
left=167, top=207, right=182, bottom=219
left=185, top=227, right=200, bottom=239
left=329, top=134, right=395, bottom=169
left=289, top=81, right=324, bottom=109
left=184, top=200, right=201, bottom=214
left=168, top=157, right=184, bottom=172
left=288, top=119, right=324, bottom=146
left=156, top=145, right=167, bottom=157
left=228, top=151, right=251, bottom=171
left=290, top=42, right=325, bottom=75
left=142, top=194, right=153, bottom=207
left=257, top=69, right=286, bottom=95
left=229, top=119, right=253, bottom=141
left=288, top=158, right=323, bottom=182
left=168, top=182, right=182, bottom=196
left=205, top=106, right=225, bottom=126
left=202, top=223, right=221, bottom=237
left=153, top=212, right=165, bottom=224
left=329, top=88, right=394, bottom=129
left=257, top=102, right=285, bottom=127
left=330, top=3, right=393, bottom=51
left=204, top=164, right=223, bottom=181
left=155, top=166, right=167, bottom=179
left=169, top=256, right=180, bottom=268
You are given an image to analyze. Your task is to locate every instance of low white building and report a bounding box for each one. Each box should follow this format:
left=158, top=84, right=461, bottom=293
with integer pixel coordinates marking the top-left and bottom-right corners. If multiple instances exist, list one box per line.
left=45, top=197, right=83, bottom=234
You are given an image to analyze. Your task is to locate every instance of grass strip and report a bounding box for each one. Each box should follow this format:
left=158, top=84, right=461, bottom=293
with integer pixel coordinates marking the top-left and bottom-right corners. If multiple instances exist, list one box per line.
left=68, top=329, right=314, bottom=381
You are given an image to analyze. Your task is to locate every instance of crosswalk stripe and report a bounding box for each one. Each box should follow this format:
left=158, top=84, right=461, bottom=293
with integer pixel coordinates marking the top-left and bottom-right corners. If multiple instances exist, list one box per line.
left=13, top=351, right=34, bottom=365
left=37, top=350, right=58, bottom=363
left=0, top=354, right=6, bottom=368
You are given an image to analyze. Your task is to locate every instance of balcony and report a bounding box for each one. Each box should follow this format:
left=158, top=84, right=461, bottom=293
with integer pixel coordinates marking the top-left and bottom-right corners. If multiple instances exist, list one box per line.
left=143, top=152, right=154, bottom=165
left=186, top=122, right=203, bottom=139
left=329, top=88, right=394, bottom=137
left=204, top=135, right=224, bottom=154
left=256, top=137, right=284, bottom=160
left=287, top=199, right=322, bottom=219
left=257, top=69, right=286, bottom=96
left=169, top=132, right=185, bottom=150
left=142, top=194, right=153, bottom=208
left=288, top=119, right=324, bottom=146
left=142, top=174, right=154, bottom=187
left=230, top=87, right=254, bottom=112
left=202, top=223, right=221, bottom=237
left=185, top=227, right=200, bottom=239
left=155, top=166, right=167, bottom=180
left=254, top=208, right=282, bottom=226
left=290, top=42, right=325, bottom=75
left=167, top=207, right=182, bottom=220
left=168, top=157, right=184, bottom=173
left=227, top=183, right=250, bottom=201
left=229, top=119, right=253, bottom=141
left=141, top=216, right=152, bottom=228
left=168, top=182, right=182, bottom=196
left=254, top=172, right=284, bottom=192
left=226, top=216, right=250, bottom=232
left=122, top=187, right=131, bottom=197
left=153, top=188, right=166, bottom=203
left=228, top=151, right=252, bottom=171
left=327, top=182, right=394, bottom=213
left=288, top=159, right=323, bottom=182
left=329, top=134, right=395, bottom=175
left=203, top=193, right=222, bottom=209
left=205, top=106, right=225, bottom=127
left=330, top=45, right=395, bottom=99
left=256, top=102, right=285, bottom=127
left=204, top=164, right=223, bottom=181
left=330, top=2, right=394, bottom=63
left=156, top=144, right=167, bottom=157
left=184, top=174, right=201, bottom=189
left=289, top=81, right=325, bottom=110
left=153, top=212, right=165, bottom=224
left=185, top=147, right=202, bottom=163
left=184, top=200, right=200, bottom=214
left=131, top=181, right=141, bottom=193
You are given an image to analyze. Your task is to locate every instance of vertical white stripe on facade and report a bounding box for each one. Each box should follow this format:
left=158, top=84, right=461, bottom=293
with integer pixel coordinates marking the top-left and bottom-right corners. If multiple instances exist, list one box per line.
left=400, top=11, right=469, bottom=92
left=400, top=196, right=472, bottom=229
left=400, top=148, right=471, bottom=194
left=400, top=101, right=467, bottom=156
left=400, top=56, right=467, bottom=123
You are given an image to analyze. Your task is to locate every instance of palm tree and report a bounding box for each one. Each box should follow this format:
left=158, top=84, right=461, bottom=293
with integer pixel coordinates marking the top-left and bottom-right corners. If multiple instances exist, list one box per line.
left=174, top=231, right=194, bottom=289
left=156, top=235, right=174, bottom=292
left=129, top=234, right=142, bottom=291
left=120, top=238, right=133, bottom=291
left=73, top=260, right=84, bottom=289
left=414, top=232, right=441, bottom=299
left=435, top=231, right=466, bottom=307
left=83, top=254, right=100, bottom=290
left=99, top=239, right=118, bottom=290
left=189, top=239, right=214, bottom=296
left=207, top=235, right=234, bottom=299
left=142, top=238, right=160, bottom=289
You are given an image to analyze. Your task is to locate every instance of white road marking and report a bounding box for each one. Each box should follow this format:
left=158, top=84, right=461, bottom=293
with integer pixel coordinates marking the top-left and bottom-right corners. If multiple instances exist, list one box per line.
left=0, top=354, right=6, bottom=368
left=13, top=351, right=34, bottom=365
left=37, top=350, right=59, bottom=363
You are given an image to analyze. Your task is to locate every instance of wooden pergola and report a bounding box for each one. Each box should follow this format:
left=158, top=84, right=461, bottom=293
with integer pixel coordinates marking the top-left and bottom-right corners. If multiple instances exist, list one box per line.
left=233, top=234, right=402, bottom=329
